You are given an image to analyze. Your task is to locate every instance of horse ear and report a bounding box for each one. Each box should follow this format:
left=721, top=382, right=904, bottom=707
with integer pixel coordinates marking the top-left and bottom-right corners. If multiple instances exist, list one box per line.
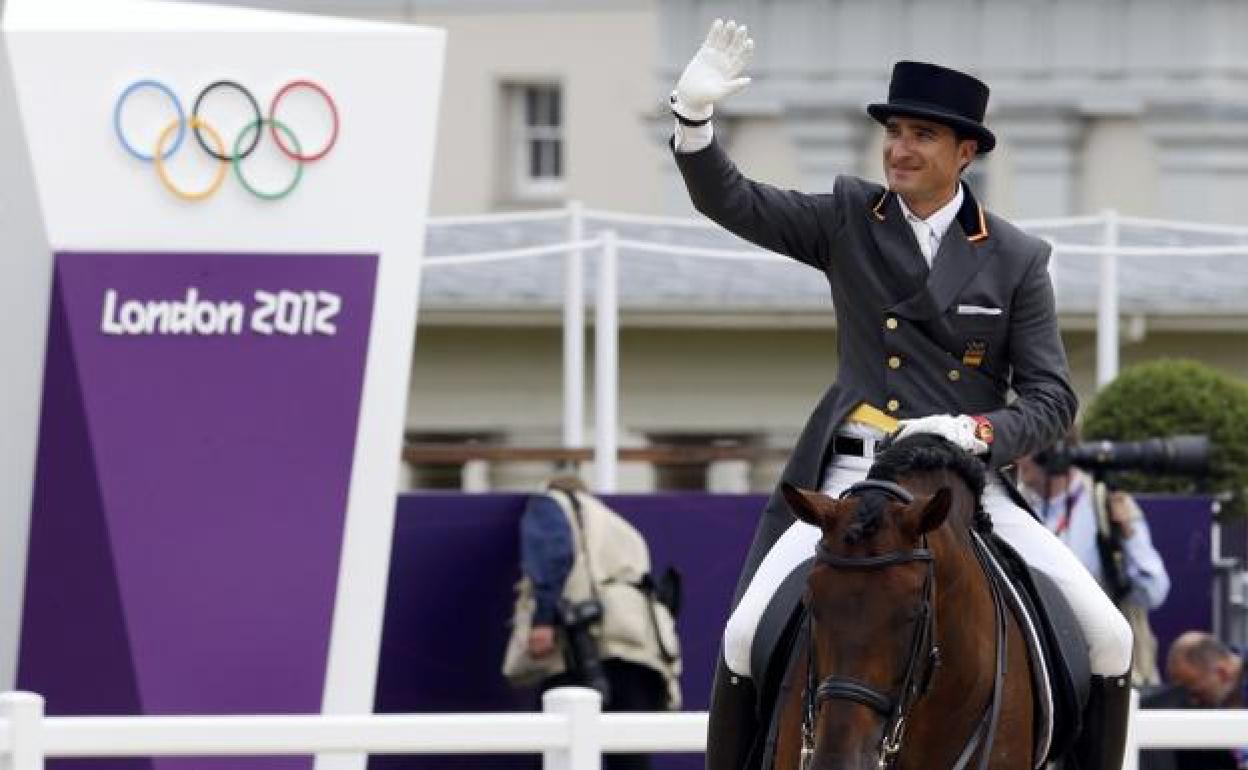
left=914, top=487, right=952, bottom=535
left=781, top=482, right=827, bottom=527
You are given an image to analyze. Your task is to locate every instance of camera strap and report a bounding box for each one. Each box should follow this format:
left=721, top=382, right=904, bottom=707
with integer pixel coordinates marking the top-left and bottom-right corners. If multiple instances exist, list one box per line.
left=554, top=489, right=680, bottom=669
left=553, top=489, right=602, bottom=606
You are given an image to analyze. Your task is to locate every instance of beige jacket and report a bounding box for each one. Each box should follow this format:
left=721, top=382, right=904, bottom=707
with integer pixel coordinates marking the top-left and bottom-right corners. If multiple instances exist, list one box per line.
left=502, top=490, right=682, bottom=707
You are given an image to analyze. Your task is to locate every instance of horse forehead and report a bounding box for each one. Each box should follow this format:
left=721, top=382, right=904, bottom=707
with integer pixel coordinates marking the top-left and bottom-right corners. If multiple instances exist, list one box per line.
left=837, top=492, right=910, bottom=533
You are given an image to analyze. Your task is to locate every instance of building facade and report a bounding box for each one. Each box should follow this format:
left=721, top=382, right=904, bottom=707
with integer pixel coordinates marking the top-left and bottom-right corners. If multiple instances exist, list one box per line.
left=201, top=0, right=1248, bottom=491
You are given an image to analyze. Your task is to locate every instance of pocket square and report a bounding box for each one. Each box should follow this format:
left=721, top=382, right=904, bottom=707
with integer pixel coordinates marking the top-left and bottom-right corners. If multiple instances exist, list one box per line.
left=956, top=304, right=1003, bottom=316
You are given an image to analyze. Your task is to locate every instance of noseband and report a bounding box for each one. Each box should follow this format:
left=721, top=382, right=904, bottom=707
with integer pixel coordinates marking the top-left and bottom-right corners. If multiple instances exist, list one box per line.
left=801, top=480, right=939, bottom=770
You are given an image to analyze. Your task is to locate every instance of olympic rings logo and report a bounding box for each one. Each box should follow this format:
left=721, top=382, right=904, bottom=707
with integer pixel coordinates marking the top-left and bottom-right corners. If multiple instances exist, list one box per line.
left=114, top=79, right=340, bottom=201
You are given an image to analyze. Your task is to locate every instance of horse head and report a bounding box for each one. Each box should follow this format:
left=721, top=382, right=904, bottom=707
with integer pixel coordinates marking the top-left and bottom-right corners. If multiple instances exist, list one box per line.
left=780, top=433, right=988, bottom=770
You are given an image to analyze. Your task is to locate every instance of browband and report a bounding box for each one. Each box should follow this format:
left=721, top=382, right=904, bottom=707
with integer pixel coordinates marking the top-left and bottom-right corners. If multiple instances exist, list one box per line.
left=839, top=479, right=914, bottom=504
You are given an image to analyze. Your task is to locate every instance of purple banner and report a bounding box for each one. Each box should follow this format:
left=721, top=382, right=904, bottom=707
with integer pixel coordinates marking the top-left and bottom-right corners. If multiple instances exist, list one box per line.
left=372, top=492, right=1214, bottom=770
left=21, top=251, right=377, bottom=770
left=1142, top=496, right=1215, bottom=667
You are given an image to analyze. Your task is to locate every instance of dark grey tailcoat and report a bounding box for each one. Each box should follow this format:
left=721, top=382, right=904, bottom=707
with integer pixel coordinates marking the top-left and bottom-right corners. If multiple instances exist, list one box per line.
left=674, top=138, right=1078, bottom=597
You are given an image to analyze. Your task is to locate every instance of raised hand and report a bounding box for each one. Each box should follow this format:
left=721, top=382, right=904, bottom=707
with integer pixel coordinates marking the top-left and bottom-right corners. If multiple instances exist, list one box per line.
left=672, top=18, right=755, bottom=122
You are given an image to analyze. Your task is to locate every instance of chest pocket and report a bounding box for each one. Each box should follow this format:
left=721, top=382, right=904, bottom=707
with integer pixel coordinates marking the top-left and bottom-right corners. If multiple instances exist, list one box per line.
left=946, top=298, right=1009, bottom=372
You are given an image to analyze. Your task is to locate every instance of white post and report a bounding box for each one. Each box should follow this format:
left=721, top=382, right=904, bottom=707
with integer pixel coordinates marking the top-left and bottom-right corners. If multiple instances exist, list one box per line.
left=1097, top=209, right=1120, bottom=389
left=1122, top=688, right=1140, bottom=770
left=542, top=686, right=602, bottom=770
left=594, top=231, right=619, bottom=493
left=0, top=692, right=44, bottom=770
left=1042, top=236, right=1059, bottom=305
left=563, top=201, right=586, bottom=454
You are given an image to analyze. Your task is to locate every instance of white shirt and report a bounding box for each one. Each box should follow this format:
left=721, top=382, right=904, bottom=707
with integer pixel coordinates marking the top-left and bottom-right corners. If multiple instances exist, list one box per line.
left=896, top=185, right=962, bottom=268
left=672, top=119, right=715, bottom=154
left=674, top=118, right=960, bottom=268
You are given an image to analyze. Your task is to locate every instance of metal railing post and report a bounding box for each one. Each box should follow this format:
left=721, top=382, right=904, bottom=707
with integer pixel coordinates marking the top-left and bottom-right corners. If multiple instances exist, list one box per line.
left=1122, top=688, right=1140, bottom=770
left=563, top=201, right=586, bottom=454
left=594, top=231, right=619, bottom=493
left=1041, top=236, right=1059, bottom=305
left=542, top=687, right=602, bottom=770
left=0, top=692, right=44, bottom=770
left=1097, top=209, right=1120, bottom=389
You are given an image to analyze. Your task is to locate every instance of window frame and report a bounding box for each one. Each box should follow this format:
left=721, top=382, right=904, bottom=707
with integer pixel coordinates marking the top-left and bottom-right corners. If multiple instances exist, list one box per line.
left=508, top=81, right=565, bottom=202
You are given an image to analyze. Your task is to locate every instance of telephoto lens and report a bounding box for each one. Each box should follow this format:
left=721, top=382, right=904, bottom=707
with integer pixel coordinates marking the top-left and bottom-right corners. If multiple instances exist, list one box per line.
left=1038, top=434, right=1210, bottom=476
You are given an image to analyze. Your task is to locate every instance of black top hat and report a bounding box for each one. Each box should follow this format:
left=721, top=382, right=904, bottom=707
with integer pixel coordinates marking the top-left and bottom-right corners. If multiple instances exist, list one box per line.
left=867, top=61, right=995, bottom=153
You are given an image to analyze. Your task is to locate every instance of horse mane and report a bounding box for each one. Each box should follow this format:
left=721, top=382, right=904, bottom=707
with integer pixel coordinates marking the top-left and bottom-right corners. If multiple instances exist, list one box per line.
left=842, top=434, right=990, bottom=545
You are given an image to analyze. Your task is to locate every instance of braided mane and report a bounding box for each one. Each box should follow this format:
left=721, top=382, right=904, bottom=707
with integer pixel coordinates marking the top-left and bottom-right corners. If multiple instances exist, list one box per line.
left=842, top=434, right=990, bottom=544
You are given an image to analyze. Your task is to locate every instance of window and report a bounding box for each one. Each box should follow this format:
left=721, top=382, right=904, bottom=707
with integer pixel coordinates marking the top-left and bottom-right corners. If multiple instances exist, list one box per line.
left=509, top=83, right=564, bottom=200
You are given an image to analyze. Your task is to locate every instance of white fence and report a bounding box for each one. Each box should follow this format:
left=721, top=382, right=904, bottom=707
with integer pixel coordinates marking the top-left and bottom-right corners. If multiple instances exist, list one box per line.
left=424, top=204, right=1248, bottom=492
left=2, top=688, right=1246, bottom=770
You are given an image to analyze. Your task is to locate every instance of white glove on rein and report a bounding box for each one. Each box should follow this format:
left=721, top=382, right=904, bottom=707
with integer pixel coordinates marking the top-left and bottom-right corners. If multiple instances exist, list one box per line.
left=893, top=414, right=989, bottom=456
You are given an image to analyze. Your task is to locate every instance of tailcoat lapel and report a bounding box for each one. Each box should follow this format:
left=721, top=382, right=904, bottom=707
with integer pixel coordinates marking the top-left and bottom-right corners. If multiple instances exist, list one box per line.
left=865, top=190, right=929, bottom=301
left=885, top=183, right=993, bottom=321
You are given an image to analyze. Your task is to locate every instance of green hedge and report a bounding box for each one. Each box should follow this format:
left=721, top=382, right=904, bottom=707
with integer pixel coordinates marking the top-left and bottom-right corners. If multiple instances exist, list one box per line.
left=1082, top=359, right=1248, bottom=518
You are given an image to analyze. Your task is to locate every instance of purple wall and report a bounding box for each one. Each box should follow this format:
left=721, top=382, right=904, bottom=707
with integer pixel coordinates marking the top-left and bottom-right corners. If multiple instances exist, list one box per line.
left=21, top=251, right=377, bottom=770
left=371, top=492, right=1214, bottom=770
left=1144, top=496, right=1216, bottom=667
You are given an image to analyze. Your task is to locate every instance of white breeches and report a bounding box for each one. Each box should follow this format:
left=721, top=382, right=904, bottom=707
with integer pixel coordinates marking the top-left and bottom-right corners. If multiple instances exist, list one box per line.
left=723, top=444, right=1133, bottom=679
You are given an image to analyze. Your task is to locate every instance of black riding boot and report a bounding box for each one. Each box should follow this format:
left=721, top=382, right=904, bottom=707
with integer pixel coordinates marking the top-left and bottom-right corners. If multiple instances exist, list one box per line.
left=705, top=658, right=759, bottom=770
left=1072, top=674, right=1132, bottom=770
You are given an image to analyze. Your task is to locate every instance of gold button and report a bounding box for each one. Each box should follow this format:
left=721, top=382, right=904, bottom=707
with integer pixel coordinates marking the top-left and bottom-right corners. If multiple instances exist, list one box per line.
left=888, top=356, right=902, bottom=369
left=886, top=399, right=900, bottom=413
left=885, top=317, right=899, bottom=330
left=948, top=369, right=961, bottom=381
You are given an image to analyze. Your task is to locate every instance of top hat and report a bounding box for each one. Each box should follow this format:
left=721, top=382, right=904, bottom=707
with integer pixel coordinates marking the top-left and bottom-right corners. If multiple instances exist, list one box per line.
left=867, top=61, right=995, bottom=153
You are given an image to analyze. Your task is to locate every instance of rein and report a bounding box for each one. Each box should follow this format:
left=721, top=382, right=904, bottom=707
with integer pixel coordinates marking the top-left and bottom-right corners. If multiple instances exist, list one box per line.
left=800, top=480, right=1007, bottom=770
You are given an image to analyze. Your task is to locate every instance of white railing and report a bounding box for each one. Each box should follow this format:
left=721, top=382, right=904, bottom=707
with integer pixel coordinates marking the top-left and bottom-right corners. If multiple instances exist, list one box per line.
left=0, top=689, right=705, bottom=770
left=1, top=688, right=1245, bottom=770
left=423, top=203, right=1248, bottom=491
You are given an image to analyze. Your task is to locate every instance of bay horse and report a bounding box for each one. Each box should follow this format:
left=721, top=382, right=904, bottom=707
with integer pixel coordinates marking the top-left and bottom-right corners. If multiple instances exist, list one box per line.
left=772, top=434, right=1035, bottom=770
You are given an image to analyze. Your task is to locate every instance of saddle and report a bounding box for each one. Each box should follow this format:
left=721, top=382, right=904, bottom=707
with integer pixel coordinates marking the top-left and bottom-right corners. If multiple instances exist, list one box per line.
left=748, top=535, right=1092, bottom=770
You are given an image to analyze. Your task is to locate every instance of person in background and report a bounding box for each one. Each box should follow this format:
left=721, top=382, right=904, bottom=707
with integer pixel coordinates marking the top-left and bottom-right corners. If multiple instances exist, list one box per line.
left=1017, top=438, right=1171, bottom=687
left=1148, top=632, right=1248, bottom=769
left=503, top=475, right=681, bottom=770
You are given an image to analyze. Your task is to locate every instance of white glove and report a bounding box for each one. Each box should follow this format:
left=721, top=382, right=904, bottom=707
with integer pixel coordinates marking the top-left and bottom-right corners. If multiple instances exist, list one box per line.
left=672, top=18, right=754, bottom=122
left=893, top=414, right=989, bottom=456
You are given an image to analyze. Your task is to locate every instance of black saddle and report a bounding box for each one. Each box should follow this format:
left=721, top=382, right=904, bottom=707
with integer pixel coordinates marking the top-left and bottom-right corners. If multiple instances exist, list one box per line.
left=746, top=535, right=1092, bottom=770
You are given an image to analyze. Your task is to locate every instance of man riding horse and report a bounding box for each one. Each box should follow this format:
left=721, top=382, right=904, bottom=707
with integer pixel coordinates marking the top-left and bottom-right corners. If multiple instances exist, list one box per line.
left=667, top=19, right=1134, bottom=770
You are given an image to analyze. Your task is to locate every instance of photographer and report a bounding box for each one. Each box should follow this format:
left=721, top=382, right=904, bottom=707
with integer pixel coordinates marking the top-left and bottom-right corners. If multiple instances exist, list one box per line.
left=1018, top=436, right=1171, bottom=686
left=502, top=475, right=681, bottom=770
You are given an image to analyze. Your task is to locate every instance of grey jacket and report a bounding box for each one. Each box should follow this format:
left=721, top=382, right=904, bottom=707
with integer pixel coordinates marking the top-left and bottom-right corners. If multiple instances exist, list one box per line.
left=674, top=138, right=1077, bottom=593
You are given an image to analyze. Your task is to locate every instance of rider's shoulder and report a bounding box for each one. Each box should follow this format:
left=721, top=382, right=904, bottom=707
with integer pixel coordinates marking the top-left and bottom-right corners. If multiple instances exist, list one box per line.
left=831, top=175, right=884, bottom=204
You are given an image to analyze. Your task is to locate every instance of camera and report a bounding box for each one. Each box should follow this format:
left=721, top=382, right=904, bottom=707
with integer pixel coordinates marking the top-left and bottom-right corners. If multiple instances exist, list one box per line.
left=559, top=599, right=612, bottom=704
left=1035, top=434, right=1210, bottom=477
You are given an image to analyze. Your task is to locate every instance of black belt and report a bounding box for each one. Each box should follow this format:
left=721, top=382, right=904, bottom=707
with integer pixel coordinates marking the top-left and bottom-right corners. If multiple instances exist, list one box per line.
left=832, top=434, right=882, bottom=458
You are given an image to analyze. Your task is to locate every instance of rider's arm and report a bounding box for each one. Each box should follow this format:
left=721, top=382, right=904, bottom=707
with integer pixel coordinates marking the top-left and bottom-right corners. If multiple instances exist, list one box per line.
left=673, top=140, right=837, bottom=270
left=669, top=18, right=839, bottom=270
left=981, top=243, right=1079, bottom=468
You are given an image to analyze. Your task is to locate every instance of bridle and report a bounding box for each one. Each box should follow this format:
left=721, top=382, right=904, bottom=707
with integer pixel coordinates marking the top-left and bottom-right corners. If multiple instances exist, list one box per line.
left=800, top=479, right=1007, bottom=770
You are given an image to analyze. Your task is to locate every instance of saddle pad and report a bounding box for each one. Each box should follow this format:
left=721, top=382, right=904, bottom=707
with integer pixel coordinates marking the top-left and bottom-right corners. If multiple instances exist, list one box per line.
left=981, top=532, right=1091, bottom=767
left=749, top=558, right=813, bottom=770
left=751, top=557, right=814, bottom=694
